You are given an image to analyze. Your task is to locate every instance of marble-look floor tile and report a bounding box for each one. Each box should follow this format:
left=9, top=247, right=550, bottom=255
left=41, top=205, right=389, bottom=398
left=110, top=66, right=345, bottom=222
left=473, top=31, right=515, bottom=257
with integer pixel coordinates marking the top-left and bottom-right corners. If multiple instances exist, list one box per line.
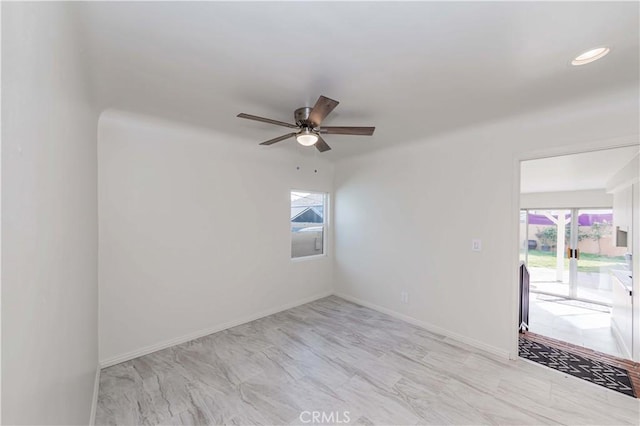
left=96, top=296, right=640, bottom=425
left=529, top=294, right=625, bottom=359
left=333, top=375, right=422, bottom=425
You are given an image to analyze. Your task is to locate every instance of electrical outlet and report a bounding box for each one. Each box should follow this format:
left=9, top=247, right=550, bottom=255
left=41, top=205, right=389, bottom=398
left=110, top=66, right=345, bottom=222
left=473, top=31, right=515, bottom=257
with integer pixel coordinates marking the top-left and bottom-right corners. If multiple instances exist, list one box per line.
left=400, top=291, right=409, bottom=304
left=472, top=239, right=482, bottom=251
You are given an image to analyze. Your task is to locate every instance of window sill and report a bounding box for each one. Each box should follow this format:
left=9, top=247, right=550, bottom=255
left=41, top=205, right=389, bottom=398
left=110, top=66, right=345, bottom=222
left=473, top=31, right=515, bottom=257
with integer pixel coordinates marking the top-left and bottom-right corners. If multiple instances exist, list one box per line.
left=291, top=254, right=327, bottom=262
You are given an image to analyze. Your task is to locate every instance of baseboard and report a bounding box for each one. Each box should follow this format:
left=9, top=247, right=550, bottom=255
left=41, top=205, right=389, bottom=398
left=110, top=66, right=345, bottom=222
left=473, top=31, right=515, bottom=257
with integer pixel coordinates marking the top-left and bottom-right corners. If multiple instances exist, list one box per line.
left=99, top=290, right=333, bottom=368
left=89, top=364, right=100, bottom=425
left=334, top=292, right=510, bottom=360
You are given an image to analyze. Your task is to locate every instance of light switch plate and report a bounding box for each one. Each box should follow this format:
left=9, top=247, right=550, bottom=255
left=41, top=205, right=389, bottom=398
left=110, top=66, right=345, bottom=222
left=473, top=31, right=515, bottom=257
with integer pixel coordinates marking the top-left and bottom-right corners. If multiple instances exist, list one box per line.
left=472, top=239, right=482, bottom=251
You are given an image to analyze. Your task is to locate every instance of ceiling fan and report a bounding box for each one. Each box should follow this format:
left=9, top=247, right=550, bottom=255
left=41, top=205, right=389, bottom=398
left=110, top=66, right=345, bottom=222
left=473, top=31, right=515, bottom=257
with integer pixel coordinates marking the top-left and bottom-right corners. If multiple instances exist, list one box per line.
left=237, top=95, right=375, bottom=152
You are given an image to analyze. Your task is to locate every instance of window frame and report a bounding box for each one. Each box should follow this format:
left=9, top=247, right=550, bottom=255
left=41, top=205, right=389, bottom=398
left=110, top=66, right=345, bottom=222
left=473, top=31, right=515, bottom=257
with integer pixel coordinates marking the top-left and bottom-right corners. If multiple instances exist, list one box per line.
left=290, top=189, right=329, bottom=261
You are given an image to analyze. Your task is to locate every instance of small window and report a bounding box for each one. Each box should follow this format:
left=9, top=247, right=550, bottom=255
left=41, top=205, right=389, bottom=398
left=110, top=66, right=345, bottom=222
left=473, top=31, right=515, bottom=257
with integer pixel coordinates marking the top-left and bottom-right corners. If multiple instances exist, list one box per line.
left=291, top=191, right=327, bottom=259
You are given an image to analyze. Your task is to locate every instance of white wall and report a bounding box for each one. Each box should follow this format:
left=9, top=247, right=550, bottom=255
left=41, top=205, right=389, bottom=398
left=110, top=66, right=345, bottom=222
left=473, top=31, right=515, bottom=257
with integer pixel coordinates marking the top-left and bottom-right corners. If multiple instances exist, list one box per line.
left=1, top=3, right=99, bottom=424
left=607, top=153, right=639, bottom=192
left=334, top=89, right=639, bottom=357
left=520, top=189, right=613, bottom=209
left=98, top=110, right=334, bottom=364
left=633, top=179, right=639, bottom=360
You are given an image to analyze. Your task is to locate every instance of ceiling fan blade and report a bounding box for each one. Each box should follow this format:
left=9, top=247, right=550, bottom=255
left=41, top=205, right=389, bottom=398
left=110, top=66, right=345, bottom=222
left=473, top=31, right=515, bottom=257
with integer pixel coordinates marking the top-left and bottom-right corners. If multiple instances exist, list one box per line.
left=319, top=126, right=375, bottom=136
left=237, top=113, right=298, bottom=129
left=259, top=133, right=297, bottom=146
left=308, top=95, right=339, bottom=127
left=314, top=135, right=331, bottom=152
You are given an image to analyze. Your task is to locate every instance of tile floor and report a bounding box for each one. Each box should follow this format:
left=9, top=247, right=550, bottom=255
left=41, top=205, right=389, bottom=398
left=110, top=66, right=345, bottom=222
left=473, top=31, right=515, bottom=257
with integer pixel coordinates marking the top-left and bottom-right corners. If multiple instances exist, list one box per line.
left=528, top=292, right=624, bottom=358
left=96, top=296, right=639, bottom=425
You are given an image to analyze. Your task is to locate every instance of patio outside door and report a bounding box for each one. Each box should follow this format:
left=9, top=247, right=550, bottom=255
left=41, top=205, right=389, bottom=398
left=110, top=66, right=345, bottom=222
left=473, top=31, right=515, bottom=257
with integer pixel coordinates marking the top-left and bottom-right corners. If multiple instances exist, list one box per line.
left=522, top=209, right=572, bottom=299
left=521, top=208, right=626, bottom=306
left=574, top=209, right=629, bottom=305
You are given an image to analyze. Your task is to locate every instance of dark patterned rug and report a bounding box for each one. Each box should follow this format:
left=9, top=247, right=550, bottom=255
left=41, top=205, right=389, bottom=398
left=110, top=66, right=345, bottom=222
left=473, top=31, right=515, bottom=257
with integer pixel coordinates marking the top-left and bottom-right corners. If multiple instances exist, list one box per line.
left=519, top=337, right=636, bottom=397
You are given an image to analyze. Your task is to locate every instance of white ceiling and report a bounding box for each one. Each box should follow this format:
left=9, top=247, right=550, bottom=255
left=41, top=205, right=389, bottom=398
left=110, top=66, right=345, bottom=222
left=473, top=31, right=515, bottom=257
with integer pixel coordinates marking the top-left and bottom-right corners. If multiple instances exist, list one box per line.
left=520, top=146, right=639, bottom=193
left=79, top=2, right=639, bottom=160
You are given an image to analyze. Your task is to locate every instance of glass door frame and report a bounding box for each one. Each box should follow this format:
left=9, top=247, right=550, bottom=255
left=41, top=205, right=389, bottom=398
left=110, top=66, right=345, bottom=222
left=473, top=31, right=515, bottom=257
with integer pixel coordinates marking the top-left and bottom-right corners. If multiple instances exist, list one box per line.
left=521, top=208, right=612, bottom=307
left=568, top=208, right=579, bottom=299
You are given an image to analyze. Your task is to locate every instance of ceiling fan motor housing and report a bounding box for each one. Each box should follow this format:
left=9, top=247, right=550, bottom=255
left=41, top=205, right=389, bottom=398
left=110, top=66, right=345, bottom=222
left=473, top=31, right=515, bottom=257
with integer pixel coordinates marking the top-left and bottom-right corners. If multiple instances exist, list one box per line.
left=294, top=107, right=314, bottom=128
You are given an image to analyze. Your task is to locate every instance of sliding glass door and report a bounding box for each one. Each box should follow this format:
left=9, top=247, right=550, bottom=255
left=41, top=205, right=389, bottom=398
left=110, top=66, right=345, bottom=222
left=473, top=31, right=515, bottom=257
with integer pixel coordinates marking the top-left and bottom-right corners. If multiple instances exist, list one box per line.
left=521, top=208, right=624, bottom=306
left=575, top=209, right=628, bottom=305
left=523, top=210, right=572, bottom=298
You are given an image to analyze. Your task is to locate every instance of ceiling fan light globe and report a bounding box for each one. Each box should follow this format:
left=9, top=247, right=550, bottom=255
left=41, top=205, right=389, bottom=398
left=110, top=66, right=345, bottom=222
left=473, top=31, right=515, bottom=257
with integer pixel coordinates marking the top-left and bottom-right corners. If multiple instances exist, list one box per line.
left=296, top=133, right=319, bottom=146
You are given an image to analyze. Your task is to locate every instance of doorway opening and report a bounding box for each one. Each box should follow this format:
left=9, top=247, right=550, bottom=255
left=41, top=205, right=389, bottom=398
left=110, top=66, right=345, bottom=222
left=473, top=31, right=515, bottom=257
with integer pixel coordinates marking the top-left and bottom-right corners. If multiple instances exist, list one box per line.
left=520, top=208, right=628, bottom=357
left=518, top=146, right=637, bottom=361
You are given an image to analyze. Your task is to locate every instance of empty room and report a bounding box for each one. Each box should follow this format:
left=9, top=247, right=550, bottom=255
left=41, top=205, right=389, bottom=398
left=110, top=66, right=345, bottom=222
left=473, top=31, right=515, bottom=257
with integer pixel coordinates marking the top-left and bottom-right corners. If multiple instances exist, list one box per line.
left=2, top=2, right=640, bottom=425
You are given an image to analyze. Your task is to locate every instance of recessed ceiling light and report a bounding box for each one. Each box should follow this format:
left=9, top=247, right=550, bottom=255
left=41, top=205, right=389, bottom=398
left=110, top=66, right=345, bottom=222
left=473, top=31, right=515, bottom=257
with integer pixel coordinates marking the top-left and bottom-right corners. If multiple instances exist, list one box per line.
left=571, top=47, right=610, bottom=66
